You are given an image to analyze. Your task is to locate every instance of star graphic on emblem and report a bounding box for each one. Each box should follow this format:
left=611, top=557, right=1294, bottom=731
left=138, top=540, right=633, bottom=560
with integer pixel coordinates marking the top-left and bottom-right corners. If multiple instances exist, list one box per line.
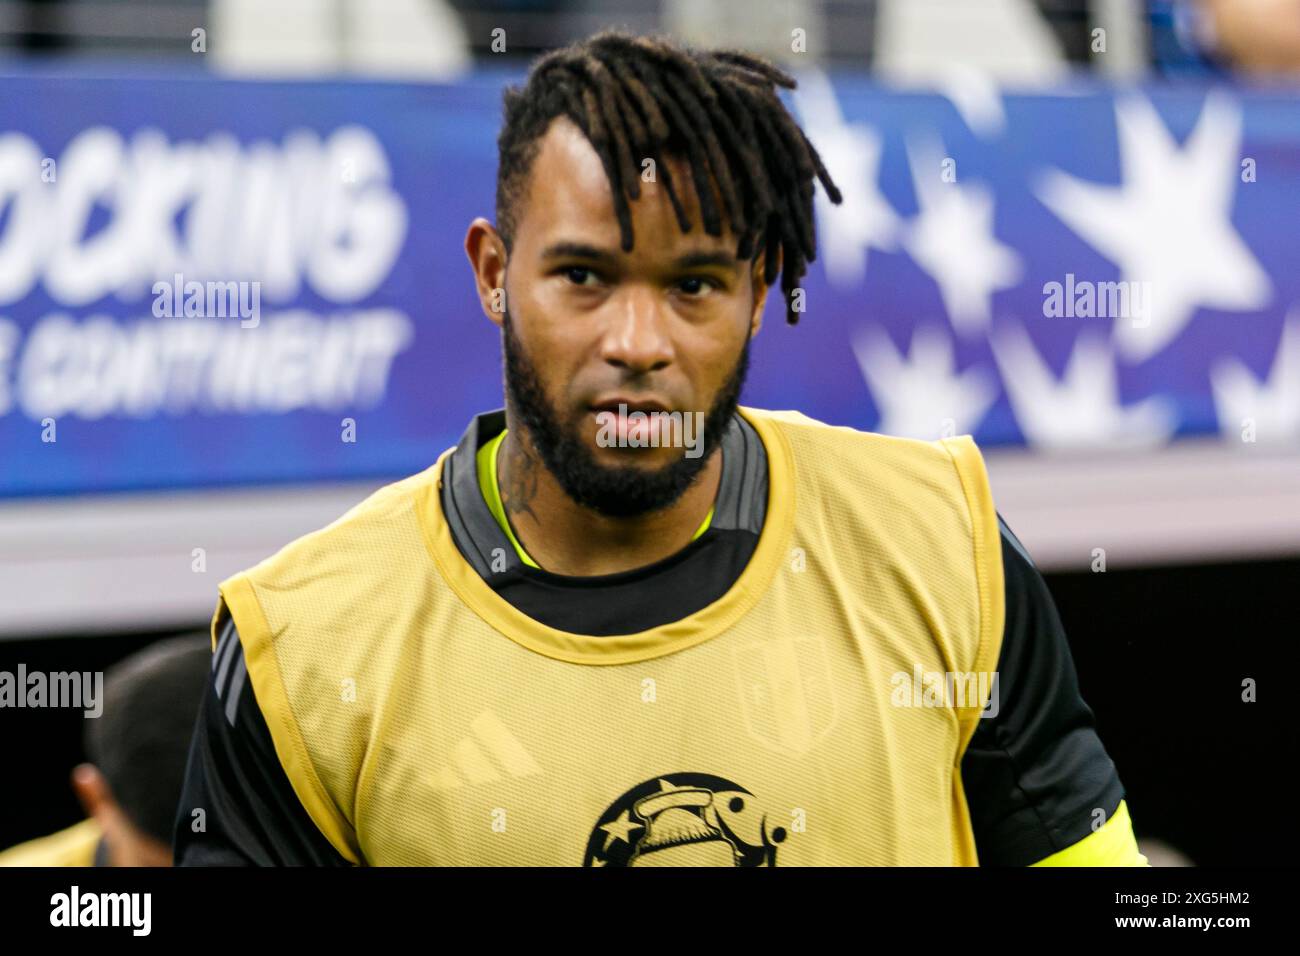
left=598, top=809, right=642, bottom=853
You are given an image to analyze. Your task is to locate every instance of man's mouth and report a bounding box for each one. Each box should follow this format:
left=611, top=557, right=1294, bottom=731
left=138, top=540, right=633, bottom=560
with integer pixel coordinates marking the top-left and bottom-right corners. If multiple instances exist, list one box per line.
left=589, top=396, right=671, bottom=415
left=588, top=397, right=672, bottom=446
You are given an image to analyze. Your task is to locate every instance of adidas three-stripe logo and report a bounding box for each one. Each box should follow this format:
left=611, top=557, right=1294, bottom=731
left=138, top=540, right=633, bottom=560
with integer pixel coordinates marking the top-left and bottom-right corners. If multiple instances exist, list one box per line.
left=212, top=617, right=248, bottom=727
left=430, top=710, right=543, bottom=791
left=211, top=621, right=543, bottom=788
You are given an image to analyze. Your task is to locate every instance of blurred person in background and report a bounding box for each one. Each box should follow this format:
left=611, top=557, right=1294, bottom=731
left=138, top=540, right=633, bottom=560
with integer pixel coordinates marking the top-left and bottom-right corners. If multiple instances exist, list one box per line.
left=0, top=635, right=210, bottom=867
left=209, top=0, right=471, bottom=78
left=1150, top=0, right=1300, bottom=75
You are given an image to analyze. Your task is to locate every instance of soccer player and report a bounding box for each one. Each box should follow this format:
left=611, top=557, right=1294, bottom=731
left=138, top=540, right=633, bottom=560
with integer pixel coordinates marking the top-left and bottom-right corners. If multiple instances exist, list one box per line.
left=174, top=30, right=1146, bottom=866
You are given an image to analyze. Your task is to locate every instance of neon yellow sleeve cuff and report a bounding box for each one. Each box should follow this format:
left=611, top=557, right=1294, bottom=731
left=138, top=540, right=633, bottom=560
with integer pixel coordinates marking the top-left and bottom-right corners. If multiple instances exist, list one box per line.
left=1030, top=799, right=1150, bottom=867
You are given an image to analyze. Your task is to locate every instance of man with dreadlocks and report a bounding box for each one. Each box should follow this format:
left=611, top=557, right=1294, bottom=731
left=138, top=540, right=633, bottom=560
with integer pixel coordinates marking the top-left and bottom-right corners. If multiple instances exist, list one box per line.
left=175, top=30, right=1145, bottom=866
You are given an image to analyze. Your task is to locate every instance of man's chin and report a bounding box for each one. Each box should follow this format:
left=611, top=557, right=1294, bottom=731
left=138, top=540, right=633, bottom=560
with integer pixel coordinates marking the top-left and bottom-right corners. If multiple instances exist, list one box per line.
left=585, top=443, right=689, bottom=471
left=551, top=431, right=714, bottom=517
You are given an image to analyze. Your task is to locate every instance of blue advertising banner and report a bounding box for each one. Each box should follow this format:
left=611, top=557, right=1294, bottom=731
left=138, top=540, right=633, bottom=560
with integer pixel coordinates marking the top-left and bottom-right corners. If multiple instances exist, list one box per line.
left=1, top=66, right=1297, bottom=497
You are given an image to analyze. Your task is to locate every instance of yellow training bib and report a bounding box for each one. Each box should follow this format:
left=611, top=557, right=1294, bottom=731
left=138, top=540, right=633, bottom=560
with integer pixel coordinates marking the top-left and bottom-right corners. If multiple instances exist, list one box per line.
left=215, top=406, right=1004, bottom=866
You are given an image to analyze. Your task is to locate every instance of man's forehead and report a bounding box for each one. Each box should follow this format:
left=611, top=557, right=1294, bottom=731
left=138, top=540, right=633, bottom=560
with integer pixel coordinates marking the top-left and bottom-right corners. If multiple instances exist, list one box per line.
left=519, top=115, right=739, bottom=259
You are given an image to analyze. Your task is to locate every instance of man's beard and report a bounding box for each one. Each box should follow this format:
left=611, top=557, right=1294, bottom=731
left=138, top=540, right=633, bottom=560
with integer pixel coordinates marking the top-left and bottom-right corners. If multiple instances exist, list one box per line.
left=501, top=309, right=749, bottom=518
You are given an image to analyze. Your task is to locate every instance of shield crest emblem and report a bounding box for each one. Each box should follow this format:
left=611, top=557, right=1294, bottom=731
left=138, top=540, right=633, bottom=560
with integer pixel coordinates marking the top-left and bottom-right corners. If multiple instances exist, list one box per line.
left=732, top=635, right=839, bottom=756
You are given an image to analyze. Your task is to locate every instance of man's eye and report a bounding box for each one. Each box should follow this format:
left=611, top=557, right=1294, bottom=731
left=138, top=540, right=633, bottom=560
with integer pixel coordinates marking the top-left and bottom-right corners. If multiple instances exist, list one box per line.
left=676, top=276, right=715, bottom=296
left=565, top=267, right=596, bottom=286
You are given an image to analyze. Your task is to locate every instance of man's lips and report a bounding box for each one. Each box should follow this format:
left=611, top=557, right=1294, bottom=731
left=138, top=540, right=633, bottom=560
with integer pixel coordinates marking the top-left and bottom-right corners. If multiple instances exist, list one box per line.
left=589, top=396, right=671, bottom=415
left=588, top=397, right=674, bottom=445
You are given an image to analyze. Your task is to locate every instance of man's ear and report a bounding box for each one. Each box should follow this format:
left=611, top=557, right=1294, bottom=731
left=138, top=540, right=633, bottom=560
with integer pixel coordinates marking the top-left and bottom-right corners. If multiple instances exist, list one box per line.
left=464, top=217, right=509, bottom=328
left=71, top=763, right=111, bottom=821
left=749, top=245, right=782, bottom=339
left=71, top=763, right=172, bottom=867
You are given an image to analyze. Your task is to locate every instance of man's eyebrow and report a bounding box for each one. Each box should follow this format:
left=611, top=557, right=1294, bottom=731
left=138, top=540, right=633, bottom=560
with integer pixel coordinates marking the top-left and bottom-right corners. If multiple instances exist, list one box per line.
left=539, top=242, right=741, bottom=273
left=671, top=251, right=742, bottom=272
left=539, top=241, right=618, bottom=264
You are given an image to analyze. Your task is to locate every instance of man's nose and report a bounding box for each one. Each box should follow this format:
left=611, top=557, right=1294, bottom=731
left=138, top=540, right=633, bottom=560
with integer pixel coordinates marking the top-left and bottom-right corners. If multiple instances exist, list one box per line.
left=598, top=287, right=673, bottom=374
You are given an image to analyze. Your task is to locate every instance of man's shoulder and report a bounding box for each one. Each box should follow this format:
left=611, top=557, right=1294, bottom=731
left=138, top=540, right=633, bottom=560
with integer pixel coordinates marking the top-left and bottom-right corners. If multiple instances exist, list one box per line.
left=224, top=456, right=448, bottom=595
left=0, top=817, right=102, bottom=867
left=740, top=405, right=982, bottom=475
left=741, top=405, right=999, bottom=557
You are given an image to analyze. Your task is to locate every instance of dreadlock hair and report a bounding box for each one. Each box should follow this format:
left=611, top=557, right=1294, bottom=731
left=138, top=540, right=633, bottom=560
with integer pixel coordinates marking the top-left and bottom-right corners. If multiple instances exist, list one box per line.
left=495, top=30, right=843, bottom=325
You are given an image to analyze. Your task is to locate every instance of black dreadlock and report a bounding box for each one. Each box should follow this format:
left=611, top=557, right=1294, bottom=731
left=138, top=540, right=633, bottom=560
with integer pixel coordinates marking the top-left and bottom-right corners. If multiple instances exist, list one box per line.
left=495, top=30, right=843, bottom=325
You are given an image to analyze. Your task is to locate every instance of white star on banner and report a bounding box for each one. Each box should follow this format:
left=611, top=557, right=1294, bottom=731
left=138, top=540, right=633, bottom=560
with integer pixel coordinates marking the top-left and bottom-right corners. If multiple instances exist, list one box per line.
left=792, top=69, right=900, bottom=289
left=1034, top=90, right=1271, bottom=363
left=1211, top=310, right=1300, bottom=444
left=989, top=322, right=1177, bottom=450
left=903, top=137, right=1021, bottom=336
left=926, top=64, right=1008, bottom=139
left=852, top=323, right=997, bottom=439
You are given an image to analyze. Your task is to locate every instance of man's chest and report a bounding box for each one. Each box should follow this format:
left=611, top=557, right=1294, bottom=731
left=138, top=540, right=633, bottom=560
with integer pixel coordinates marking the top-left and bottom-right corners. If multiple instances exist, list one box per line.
left=349, top=630, right=964, bottom=866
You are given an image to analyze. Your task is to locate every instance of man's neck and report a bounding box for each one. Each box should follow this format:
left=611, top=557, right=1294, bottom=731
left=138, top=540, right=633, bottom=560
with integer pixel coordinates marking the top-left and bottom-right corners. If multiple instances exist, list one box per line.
left=496, top=427, right=723, bottom=576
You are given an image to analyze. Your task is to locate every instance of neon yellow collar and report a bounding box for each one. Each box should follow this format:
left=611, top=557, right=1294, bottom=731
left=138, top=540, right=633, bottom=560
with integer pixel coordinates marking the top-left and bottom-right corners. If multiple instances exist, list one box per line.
left=476, top=428, right=714, bottom=571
